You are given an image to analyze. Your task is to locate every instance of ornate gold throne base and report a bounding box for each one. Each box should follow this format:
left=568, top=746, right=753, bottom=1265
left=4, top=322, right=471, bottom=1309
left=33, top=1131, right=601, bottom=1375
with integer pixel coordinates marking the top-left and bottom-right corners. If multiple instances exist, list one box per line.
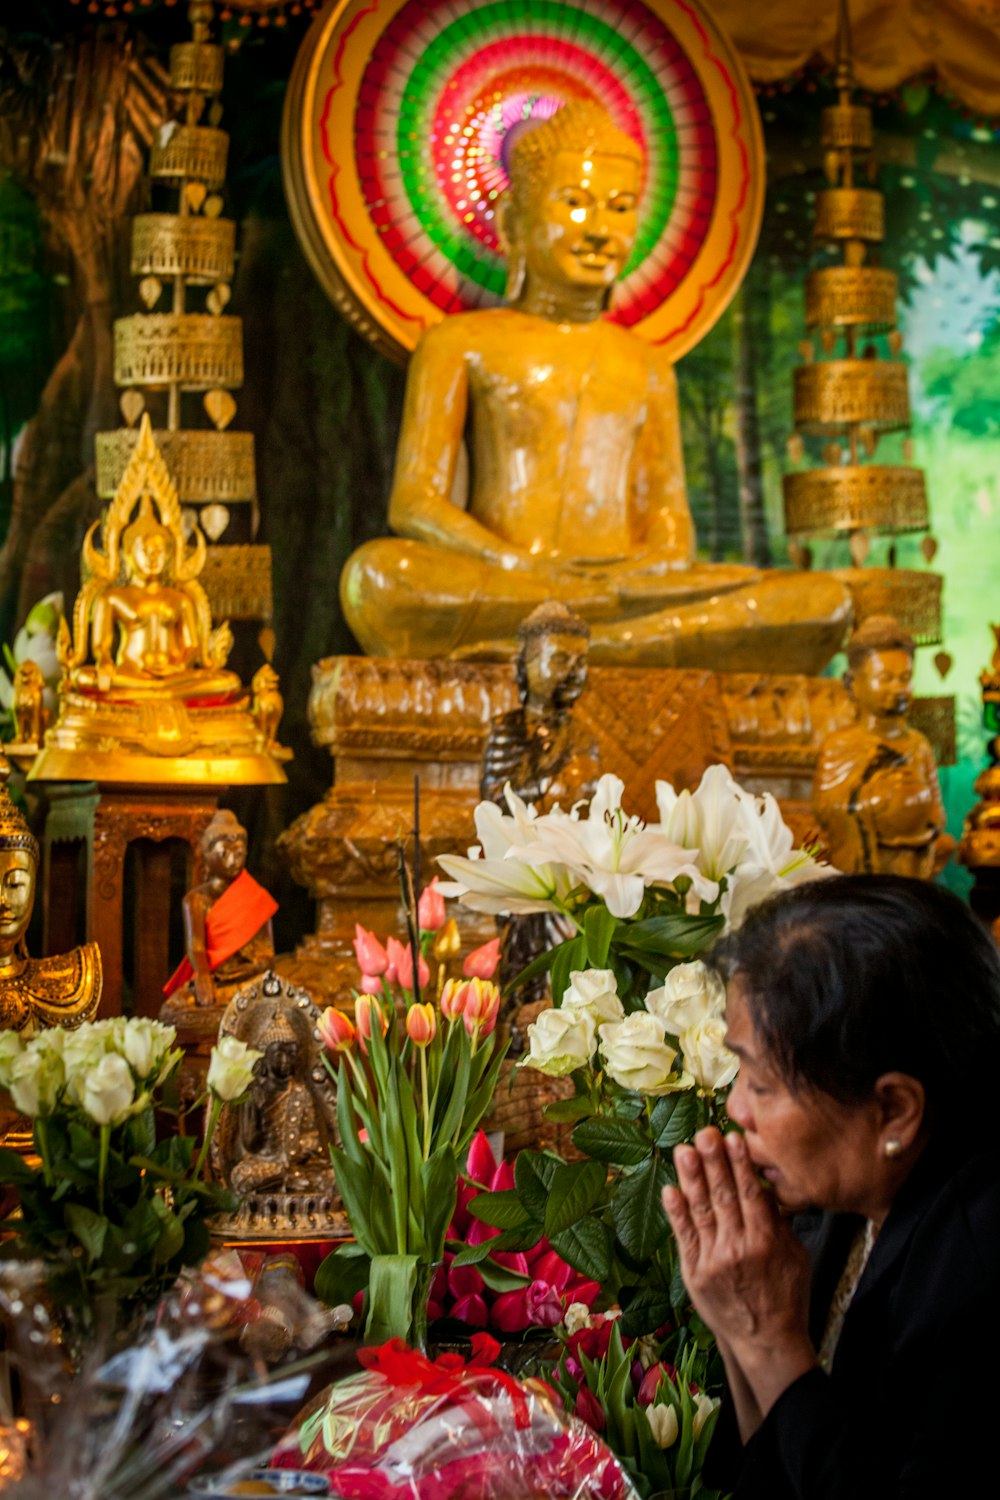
left=276, top=656, right=880, bottom=1005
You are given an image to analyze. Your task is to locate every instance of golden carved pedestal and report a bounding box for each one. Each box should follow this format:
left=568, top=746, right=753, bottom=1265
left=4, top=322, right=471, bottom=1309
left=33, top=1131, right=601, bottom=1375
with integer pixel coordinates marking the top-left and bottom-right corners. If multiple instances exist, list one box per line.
left=277, top=658, right=873, bottom=1002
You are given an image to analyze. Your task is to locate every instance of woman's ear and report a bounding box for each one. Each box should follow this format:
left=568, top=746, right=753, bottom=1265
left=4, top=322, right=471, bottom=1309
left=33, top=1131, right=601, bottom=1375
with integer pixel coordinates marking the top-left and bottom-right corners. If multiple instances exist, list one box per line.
left=873, top=1071, right=926, bottom=1155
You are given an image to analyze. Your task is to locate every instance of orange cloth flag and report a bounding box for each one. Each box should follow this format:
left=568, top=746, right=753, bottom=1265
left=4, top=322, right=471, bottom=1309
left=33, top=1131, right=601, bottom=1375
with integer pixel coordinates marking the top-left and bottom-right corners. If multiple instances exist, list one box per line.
left=163, top=868, right=277, bottom=997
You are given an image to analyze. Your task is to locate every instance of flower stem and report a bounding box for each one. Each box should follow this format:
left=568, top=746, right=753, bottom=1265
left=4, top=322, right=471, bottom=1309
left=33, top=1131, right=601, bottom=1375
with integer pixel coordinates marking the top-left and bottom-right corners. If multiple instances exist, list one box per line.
left=97, top=1123, right=110, bottom=1216
left=419, top=1044, right=430, bottom=1160
left=195, top=1095, right=223, bottom=1181
left=35, top=1117, right=53, bottom=1188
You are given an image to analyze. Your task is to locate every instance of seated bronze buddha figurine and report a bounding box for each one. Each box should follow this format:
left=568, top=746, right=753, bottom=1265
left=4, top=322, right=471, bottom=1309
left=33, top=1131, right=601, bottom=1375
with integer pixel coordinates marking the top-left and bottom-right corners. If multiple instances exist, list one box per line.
left=0, top=754, right=101, bottom=1033
left=341, top=101, right=850, bottom=673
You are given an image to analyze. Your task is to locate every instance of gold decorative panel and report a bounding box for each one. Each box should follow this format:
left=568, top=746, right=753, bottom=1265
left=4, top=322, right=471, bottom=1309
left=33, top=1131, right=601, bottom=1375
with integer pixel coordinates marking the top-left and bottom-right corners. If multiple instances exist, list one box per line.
left=805, top=267, right=897, bottom=330
left=114, top=313, right=243, bottom=390
left=150, top=126, right=228, bottom=188
left=784, top=464, right=928, bottom=535
left=131, top=214, right=235, bottom=284
left=793, top=359, right=909, bottom=431
left=813, top=188, right=884, bottom=242
left=95, top=428, right=255, bottom=504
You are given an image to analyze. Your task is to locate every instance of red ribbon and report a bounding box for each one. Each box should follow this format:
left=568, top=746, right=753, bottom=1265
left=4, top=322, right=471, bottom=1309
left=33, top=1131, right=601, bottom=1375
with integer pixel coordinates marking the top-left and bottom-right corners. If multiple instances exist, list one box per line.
left=357, top=1335, right=531, bottom=1430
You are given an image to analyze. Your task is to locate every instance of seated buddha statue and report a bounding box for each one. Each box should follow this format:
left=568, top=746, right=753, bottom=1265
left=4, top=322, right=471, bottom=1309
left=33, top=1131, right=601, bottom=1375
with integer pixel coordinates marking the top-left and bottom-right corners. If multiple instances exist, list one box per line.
left=73, top=509, right=239, bottom=700
left=341, top=101, right=851, bottom=673
left=0, top=754, right=101, bottom=1034
left=813, top=615, right=953, bottom=879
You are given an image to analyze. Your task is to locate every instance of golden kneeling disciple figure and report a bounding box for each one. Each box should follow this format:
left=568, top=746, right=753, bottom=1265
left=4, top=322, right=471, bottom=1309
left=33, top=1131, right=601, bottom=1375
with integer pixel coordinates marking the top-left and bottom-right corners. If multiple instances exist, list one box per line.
left=813, top=616, right=953, bottom=879
left=30, top=415, right=287, bottom=785
left=0, top=754, right=101, bottom=1034
left=341, top=101, right=851, bottom=673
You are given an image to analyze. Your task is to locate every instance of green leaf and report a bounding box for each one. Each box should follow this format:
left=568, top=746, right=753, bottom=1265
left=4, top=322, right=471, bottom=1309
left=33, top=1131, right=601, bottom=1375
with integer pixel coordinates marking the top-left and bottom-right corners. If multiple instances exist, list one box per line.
left=618, top=1287, right=675, bottom=1338
left=549, top=934, right=588, bottom=1010
left=572, top=1117, right=650, bottom=1166
left=549, top=1216, right=611, bottom=1282
left=315, top=1242, right=371, bottom=1308
left=473, top=1256, right=531, bottom=1294
left=583, top=905, right=618, bottom=969
left=650, top=1091, right=699, bottom=1148
left=514, top=1150, right=561, bottom=1220
left=544, top=1159, right=607, bottom=1237
left=328, top=1146, right=378, bottom=1257
left=421, top=1146, right=458, bottom=1259
left=365, top=1254, right=420, bottom=1346
left=0, top=1148, right=35, bottom=1186
left=612, top=1157, right=671, bottom=1262
left=451, top=1224, right=544, bottom=1267
left=468, top=1188, right=532, bottom=1230
left=542, top=1094, right=596, bottom=1124
left=616, top=911, right=723, bottom=958
left=64, top=1203, right=108, bottom=1262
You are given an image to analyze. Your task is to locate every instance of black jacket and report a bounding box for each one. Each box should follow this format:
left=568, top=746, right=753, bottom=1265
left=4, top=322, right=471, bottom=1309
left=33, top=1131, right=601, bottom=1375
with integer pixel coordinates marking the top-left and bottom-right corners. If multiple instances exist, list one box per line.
left=706, top=1143, right=1000, bottom=1497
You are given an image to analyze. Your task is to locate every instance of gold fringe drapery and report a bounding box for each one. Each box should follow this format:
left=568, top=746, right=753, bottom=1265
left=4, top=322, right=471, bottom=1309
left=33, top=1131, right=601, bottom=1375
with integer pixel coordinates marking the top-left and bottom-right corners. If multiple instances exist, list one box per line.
left=711, top=0, right=1000, bottom=116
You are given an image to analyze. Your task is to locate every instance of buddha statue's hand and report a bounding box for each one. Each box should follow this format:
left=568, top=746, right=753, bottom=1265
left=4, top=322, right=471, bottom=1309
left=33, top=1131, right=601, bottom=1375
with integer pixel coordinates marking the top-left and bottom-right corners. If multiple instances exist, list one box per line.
left=96, top=661, right=114, bottom=694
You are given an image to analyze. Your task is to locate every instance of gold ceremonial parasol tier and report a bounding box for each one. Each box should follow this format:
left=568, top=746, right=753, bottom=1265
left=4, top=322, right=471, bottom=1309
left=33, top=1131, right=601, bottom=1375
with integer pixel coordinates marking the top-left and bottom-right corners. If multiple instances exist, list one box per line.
left=784, top=464, right=928, bottom=536
left=131, top=214, right=236, bottom=284
left=95, top=428, right=256, bottom=505
left=169, top=40, right=225, bottom=93
left=793, top=359, right=910, bottom=432
left=150, top=125, right=228, bottom=188
left=114, top=313, right=243, bottom=391
left=202, top=545, right=274, bottom=622
left=805, top=266, right=897, bottom=330
left=813, top=187, right=885, bottom=243
left=820, top=102, right=873, bottom=150
left=834, top=566, right=942, bottom=646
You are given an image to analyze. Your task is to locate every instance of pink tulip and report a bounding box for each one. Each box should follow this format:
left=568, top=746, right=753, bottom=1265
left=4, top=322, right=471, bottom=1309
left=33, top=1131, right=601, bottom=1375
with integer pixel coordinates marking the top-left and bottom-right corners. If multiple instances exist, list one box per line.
left=450, top=1293, right=489, bottom=1328
left=526, top=1280, right=564, bottom=1329
left=490, top=1288, right=531, bottom=1333
left=530, top=1251, right=573, bottom=1291
left=406, top=1002, right=436, bottom=1047
left=417, top=878, right=446, bottom=932
left=488, top=1158, right=515, bottom=1193
left=384, top=936, right=406, bottom=985
left=462, top=937, right=501, bottom=981
left=353, top=924, right=388, bottom=978
left=317, top=1006, right=356, bottom=1054
left=462, top=978, right=501, bottom=1037
left=355, top=994, right=388, bottom=1048
left=394, top=939, right=430, bottom=994
left=447, top=1262, right=485, bottom=1299
left=466, top=1129, right=498, bottom=1186
left=359, top=973, right=383, bottom=995
left=491, top=1250, right=530, bottom=1275
left=466, top=1216, right=500, bottom=1248
left=638, top=1362, right=678, bottom=1407
left=440, top=977, right=470, bottom=1022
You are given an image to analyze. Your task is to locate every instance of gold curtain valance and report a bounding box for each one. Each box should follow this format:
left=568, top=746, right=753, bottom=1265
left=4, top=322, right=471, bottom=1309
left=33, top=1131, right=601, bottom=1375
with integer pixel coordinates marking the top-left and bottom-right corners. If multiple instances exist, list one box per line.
left=710, top=0, right=1000, bottom=116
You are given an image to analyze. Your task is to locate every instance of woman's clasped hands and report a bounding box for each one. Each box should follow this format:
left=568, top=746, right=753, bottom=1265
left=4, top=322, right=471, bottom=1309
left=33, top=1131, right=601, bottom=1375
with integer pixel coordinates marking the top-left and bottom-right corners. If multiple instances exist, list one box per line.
left=662, top=1128, right=818, bottom=1435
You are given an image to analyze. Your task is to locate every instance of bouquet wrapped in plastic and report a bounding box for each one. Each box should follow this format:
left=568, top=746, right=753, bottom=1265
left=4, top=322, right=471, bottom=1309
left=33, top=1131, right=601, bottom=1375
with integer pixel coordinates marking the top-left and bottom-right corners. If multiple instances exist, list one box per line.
left=272, top=1335, right=639, bottom=1500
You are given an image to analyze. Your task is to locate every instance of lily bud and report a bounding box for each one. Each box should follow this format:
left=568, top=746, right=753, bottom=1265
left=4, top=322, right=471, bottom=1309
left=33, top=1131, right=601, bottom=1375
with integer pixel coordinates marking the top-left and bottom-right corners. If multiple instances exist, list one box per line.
left=417, top=877, right=446, bottom=932
left=406, top=1002, right=437, bottom=1047
left=353, top=924, right=389, bottom=979
left=318, top=1006, right=356, bottom=1054
left=462, top=937, right=501, bottom=981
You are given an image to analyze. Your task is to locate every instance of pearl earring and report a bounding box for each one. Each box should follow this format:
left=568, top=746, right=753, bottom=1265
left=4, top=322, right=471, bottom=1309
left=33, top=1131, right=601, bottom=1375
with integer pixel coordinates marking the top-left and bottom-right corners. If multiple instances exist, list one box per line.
left=884, top=1138, right=902, bottom=1159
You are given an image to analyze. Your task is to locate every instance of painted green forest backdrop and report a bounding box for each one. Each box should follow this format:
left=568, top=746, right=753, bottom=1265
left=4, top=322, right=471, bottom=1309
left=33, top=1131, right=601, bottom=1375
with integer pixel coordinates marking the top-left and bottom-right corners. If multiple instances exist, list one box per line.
left=1, top=6, right=998, bottom=938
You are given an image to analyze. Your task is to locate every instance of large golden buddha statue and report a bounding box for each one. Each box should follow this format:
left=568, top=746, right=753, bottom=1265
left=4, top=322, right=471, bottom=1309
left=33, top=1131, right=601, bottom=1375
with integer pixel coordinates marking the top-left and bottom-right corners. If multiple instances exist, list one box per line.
left=0, top=754, right=101, bottom=1033
left=30, top=415, right=287, bottom=785
left=341, top=102, right=851, bottom=672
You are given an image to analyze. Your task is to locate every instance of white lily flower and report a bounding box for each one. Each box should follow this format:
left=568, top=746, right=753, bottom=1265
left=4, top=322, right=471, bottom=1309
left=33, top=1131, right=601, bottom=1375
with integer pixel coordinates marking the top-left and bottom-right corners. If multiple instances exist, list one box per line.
left=436, top=784, right=573, bottom=915
left=513, top=775, right=717, bottom=919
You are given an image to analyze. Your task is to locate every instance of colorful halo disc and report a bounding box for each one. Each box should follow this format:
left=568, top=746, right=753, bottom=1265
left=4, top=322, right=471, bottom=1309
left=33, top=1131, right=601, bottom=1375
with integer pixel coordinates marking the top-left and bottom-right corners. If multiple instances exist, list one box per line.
left=282, top=0, right=765, bottom=363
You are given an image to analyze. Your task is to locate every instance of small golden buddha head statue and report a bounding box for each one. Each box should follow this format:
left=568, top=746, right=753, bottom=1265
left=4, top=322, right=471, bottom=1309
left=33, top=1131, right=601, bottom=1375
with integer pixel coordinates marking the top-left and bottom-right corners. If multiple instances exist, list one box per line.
left=0, top=756, right=39, bottom=960
left=201, top=809, right=248, bottom=885
left=122, top=507, right=174, bottom=585
left=502, top=100, right=644, bottom=306
left=516, top=600, right=591, bottom=712
left=845, top=615, right=915, bottom=721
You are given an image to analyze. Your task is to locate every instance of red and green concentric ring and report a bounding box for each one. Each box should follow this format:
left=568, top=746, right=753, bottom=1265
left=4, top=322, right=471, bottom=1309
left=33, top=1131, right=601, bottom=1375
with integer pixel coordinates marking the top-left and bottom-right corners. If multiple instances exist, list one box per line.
left=354, top=0, right=713, bottom=324
left=284, top=0, right=763, bottom=360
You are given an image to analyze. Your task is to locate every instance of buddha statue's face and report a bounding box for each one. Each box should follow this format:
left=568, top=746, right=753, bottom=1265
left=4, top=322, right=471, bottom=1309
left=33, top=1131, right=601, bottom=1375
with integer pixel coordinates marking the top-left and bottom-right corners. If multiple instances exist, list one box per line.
left=127, top=526, right=171, bottom=583
left=0, top=849, right=35, bottom=951
left=525, top=629, right=588, bottom=706
left=266, top=1039, right=298, bottom=1080
left=518, top=148, right=640, bottom=293
left=852, top=647, right=913, bottom=719
left=204, top=826, right=247, bottom=882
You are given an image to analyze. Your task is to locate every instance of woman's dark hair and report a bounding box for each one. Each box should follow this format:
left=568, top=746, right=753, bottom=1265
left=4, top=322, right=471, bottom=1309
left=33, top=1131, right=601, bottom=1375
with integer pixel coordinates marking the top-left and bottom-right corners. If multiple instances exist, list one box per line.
left=711, top=874, right=1000, bottom=1139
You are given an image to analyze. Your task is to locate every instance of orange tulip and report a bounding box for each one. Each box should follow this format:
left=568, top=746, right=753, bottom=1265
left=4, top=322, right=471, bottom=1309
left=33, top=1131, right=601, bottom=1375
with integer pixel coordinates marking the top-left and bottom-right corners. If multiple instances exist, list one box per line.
left=406, top=1002, right=437, bottom=1047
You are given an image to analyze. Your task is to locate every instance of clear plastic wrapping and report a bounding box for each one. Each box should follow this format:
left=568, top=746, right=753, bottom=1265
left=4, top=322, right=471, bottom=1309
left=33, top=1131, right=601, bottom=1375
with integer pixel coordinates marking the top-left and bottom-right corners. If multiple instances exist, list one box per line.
left=272, top=1335, right=639, bottom=1500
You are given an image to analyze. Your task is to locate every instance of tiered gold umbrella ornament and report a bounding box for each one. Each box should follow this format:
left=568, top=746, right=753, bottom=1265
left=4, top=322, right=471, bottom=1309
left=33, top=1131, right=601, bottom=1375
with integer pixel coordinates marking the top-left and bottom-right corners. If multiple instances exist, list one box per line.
left=94, top=0, right=274, bottom=650
left=782, top=2, right=946, bottom=666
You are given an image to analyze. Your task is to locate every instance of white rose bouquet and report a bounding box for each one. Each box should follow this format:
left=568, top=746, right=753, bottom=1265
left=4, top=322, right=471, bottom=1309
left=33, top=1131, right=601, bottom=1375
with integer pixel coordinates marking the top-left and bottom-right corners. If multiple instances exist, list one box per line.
left=0, top=1018, right=260, bottom=1343
left=442, top=767, right=828, bottom=1342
